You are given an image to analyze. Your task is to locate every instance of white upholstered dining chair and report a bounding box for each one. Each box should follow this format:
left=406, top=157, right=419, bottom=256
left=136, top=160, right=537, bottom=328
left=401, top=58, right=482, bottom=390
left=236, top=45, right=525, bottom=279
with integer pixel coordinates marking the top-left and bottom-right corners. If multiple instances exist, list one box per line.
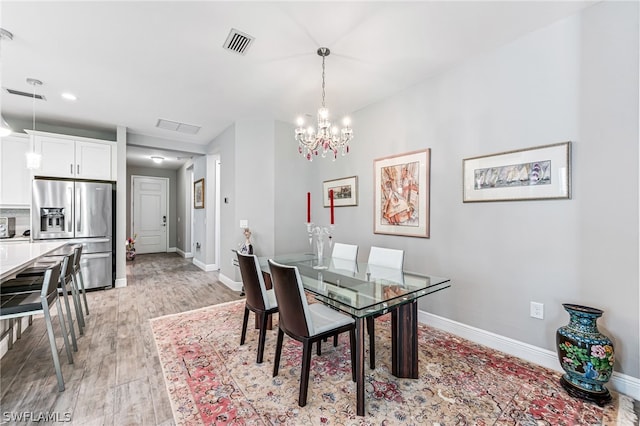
left=366, top=246, right=404, bottom=370
left=367, top=246, right=404, bottom=269
left=331, top=243, right=358, bottom=262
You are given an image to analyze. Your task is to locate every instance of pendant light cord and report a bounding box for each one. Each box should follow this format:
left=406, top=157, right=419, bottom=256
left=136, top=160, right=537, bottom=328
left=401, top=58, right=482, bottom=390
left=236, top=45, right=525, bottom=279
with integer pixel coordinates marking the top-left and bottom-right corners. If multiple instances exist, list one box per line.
left=32, top=83, right=36, bottom=131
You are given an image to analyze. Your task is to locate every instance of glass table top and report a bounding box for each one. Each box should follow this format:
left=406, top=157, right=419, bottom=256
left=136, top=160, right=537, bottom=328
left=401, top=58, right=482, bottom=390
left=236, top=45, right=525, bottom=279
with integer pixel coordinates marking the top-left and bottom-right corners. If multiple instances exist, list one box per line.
left=259, top=253, right=451, bottom=318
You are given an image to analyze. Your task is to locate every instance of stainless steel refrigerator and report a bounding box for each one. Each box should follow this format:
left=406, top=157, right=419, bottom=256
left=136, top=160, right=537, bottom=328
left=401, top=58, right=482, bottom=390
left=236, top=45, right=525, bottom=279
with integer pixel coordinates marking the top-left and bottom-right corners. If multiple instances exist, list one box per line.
left=32, top=178, right=114, bottom=289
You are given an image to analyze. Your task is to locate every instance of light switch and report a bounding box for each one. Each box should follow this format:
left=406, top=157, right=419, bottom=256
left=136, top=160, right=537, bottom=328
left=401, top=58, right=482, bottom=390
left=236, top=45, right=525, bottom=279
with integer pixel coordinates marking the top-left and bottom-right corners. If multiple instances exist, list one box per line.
left=240, top=219, right=248, bottom=228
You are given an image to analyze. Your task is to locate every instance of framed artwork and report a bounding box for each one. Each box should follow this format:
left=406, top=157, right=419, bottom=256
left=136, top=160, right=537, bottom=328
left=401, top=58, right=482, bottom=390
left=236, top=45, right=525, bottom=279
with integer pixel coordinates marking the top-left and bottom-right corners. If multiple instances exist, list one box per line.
left=374, top=149, right=430, bottom=238
left=323, top=176, right=358, bottom=207
left=463, top=141, right=571, bottom=202
left=194, top=178, right=205, bottom=209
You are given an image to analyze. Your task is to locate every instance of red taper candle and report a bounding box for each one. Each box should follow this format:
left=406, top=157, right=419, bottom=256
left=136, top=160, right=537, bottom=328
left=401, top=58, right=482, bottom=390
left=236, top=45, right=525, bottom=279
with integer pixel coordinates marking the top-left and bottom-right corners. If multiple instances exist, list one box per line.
left=307, top=192, right=311, bottom=223
left=329, top=189, right=335, bottom=225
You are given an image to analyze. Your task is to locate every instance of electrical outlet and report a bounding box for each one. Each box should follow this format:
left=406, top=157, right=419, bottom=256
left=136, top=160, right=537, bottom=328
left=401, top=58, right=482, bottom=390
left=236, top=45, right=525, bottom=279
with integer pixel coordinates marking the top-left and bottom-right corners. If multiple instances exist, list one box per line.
left=530, top=302, right=544, bottom=319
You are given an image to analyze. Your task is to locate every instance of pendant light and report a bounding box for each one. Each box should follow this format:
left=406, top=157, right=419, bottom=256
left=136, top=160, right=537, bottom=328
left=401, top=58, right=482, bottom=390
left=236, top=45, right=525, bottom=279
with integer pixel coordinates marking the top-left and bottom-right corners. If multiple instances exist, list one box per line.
left=25, top=78, right=43, bottom=170
left=0, top=116, right=12, bottom=137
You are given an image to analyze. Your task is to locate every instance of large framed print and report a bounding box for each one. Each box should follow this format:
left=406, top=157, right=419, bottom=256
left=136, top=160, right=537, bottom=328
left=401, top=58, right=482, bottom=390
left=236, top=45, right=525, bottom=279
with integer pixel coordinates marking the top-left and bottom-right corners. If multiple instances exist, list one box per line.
left=374, top=149, right=430, bottom=238
left=323, top=176, right=358, bottom=207
left=463, top=142, right=571, bottom=202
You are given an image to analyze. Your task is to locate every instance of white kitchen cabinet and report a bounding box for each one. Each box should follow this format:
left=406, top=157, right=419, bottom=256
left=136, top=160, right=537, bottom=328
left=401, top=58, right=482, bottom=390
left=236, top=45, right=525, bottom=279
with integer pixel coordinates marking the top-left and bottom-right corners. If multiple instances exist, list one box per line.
left=36, top=135, right=76, bottom=178
left=0, top=134, right=32, bottom=207
left=75, top=141, right=112, bottom=180
left=33, top=133, right=114, bottom=180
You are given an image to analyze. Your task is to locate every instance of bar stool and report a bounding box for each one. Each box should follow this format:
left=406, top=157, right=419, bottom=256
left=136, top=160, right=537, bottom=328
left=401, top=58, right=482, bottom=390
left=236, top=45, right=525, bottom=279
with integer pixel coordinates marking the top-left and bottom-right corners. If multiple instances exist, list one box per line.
left=68, top=244, right=89, bottom=317
left=42, top=244, right=88, bottom=325
left=16, top=246, right=85, bottom=334
left=9, top=253, right=80, bottom=349
left=0, top=263, right=73, bottom=391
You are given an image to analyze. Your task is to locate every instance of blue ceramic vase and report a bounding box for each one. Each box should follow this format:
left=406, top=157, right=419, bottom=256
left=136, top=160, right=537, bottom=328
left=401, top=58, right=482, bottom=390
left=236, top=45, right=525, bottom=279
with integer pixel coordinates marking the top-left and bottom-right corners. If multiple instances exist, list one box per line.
left=556, top=303, right=614, bottom=406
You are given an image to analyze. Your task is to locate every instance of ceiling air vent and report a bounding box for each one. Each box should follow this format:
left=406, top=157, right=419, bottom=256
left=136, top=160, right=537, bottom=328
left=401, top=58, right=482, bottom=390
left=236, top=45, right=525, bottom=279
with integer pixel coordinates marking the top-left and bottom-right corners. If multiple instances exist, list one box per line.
left=3, top=87, right=46, bottom=100
left=156, top=118, right=201, bottom=135
left=223, top=28, right=254, bottom=55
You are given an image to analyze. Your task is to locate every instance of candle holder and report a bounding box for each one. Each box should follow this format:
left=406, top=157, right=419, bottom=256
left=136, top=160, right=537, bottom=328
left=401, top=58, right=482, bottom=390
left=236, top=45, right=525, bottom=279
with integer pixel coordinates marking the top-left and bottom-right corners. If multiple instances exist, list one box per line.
left=305, top=222, right=334, bottom=269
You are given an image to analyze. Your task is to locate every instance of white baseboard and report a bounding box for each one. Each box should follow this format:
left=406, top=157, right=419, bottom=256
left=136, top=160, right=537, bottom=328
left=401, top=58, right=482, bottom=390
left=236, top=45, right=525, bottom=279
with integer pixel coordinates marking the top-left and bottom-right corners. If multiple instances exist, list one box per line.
left=176, top=248, right=193, bottom=259
left=418, top=310, right=640, bottom=400
left=219, top=273, right=243, bottom=291
left=192, top=258, right=219, bottom=272
left=114, top=277, right=127, bottom=288
left=168, top=247, right=177, bottom=253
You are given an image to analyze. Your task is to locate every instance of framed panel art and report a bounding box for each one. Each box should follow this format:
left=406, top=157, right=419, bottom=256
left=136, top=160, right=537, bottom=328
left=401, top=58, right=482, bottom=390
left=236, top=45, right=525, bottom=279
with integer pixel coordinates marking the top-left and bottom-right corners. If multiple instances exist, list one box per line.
left=194, top=178, right=205, bottom=209
left=323, top=176, right=358, bottom=207
left=374, top=149, right=430, bottom=238
left=463, top=142, right=571, bottom=202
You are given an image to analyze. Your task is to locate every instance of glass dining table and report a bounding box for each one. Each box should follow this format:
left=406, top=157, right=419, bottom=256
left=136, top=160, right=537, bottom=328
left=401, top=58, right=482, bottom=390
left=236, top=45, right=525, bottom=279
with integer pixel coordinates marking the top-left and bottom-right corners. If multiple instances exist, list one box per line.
left=259, top=253, right=451, bottom=416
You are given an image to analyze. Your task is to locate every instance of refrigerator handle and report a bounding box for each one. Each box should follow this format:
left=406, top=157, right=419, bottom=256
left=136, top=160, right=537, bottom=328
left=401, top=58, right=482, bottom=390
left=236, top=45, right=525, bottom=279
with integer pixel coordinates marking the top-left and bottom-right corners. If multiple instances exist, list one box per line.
left=76, top=186, right=82, bottom=233
left=68, top=186, right=74, bottom=234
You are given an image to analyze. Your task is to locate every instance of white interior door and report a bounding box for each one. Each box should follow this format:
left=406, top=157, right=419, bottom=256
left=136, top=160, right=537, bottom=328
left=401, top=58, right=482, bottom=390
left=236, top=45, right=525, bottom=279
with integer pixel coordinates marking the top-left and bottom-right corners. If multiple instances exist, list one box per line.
left=132, top=176, right=168, bottom=254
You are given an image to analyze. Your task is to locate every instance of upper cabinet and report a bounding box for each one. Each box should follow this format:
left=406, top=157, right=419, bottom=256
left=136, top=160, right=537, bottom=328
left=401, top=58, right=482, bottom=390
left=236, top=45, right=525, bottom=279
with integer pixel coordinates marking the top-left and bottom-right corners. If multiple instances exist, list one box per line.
left=0, top=134, right=32, bottom=207
left=32, top=132, right=115, bottom=181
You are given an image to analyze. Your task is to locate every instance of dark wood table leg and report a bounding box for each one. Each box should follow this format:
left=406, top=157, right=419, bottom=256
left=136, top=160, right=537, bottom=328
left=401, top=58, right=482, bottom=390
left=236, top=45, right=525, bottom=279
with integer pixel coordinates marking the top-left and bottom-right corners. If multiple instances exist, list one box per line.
left=355, top=317, right=365, bottom=416
left=391, top=301, right=418, bottom=379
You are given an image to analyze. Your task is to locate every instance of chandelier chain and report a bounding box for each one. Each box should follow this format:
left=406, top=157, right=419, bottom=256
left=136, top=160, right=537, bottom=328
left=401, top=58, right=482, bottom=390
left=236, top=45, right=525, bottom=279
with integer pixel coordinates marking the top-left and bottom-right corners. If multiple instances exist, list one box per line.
left=321, top=54, right=326, bottom=108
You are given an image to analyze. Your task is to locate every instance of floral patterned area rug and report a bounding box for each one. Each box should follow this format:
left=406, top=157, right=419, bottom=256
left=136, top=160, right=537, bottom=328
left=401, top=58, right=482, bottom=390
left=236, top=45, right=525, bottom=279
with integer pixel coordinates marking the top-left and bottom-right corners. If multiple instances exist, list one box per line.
left=150, top=300, right=636, bottom=425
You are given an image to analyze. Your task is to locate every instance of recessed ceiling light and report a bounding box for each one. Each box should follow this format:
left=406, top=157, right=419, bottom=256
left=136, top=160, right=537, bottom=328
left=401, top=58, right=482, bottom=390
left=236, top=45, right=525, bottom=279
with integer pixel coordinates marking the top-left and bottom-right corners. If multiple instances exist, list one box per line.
left=61, top=92, right=77, bottom=101
left=151, top=156, right=164, bottom=164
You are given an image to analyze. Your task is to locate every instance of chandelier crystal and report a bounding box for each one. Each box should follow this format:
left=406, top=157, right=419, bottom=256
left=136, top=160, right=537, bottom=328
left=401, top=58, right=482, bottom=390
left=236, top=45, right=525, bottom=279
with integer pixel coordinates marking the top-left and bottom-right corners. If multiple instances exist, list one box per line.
left=295, top=47, right=353, bottom=161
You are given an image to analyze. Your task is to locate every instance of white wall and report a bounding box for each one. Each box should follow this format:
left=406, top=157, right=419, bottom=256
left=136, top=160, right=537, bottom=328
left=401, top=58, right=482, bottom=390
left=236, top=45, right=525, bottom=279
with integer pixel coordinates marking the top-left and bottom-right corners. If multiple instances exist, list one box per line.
left=175, top=161, right=192, bottom=255
left=270, top=1, right=639, bottom=379
left=234, top=119, right=276, bottom=257
left=191, top=155, right=208, bottom=267
left=209, top=124, right=236, bottom=279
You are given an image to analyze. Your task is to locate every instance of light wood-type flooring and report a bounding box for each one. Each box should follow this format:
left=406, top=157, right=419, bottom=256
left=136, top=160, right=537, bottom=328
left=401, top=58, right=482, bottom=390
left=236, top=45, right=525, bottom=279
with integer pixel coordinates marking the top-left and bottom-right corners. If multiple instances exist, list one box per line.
left=2, top=253, right=639, bottom=425
left=0, top=253, right=241, bottom=425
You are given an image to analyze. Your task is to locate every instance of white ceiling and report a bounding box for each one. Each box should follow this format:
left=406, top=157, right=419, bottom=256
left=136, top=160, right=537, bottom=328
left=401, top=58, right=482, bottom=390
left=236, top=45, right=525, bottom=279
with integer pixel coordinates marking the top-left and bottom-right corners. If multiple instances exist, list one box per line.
left=0, top=1, right=595, bottom=168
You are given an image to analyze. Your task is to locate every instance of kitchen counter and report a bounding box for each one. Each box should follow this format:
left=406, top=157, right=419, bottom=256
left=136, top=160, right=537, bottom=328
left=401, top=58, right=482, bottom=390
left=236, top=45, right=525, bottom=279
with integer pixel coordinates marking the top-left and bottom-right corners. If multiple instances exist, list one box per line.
left=0, top=240, right=68, bottom=280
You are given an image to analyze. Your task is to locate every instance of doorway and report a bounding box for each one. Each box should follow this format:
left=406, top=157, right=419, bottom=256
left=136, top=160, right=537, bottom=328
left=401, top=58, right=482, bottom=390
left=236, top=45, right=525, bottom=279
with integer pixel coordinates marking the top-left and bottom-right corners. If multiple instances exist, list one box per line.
left=131, top=175, right=169, bottom=254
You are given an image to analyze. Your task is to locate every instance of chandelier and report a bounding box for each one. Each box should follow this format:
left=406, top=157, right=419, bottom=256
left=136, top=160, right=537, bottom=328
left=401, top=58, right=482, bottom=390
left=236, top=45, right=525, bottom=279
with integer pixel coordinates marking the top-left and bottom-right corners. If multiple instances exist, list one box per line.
left=295, top=47, right=353, bottom=161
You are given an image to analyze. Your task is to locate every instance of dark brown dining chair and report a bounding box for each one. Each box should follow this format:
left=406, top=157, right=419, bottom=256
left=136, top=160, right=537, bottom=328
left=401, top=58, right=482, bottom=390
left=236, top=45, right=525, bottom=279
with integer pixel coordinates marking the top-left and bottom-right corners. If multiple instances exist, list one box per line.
left=236, top=251, right=278, bottom=364
left=268, top=259, right=356, bottom=407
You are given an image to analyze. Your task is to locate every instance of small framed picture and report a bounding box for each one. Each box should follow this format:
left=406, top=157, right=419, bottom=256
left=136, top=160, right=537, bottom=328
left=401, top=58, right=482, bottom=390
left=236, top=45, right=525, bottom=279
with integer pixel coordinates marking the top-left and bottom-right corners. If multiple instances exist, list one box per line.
left=323, top=176, right=358, bottom=207
left=194, top=178, right=205, bottom=209
left=462, top=142, right=571, bottom=202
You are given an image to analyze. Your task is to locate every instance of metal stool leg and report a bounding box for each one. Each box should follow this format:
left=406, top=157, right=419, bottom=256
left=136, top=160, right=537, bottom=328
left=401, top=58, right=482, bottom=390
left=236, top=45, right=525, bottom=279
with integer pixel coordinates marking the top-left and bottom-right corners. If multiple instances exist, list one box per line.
left=70, top=274, right=85, bottom=333
left=54, top=297, right=73, bottom=365
left=42, top=307, right=66, bottom=392
left=77, top=269, right=89, bottom=316
left=59, top=277, right=78, bottom=351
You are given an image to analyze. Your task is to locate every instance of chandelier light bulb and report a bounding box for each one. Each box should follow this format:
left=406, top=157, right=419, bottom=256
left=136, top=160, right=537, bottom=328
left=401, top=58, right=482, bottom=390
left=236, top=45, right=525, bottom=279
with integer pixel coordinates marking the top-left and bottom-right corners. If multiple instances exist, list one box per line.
left=294, top=47, right=354, bottom=161
left=343, top=117, right=351, bottom=126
